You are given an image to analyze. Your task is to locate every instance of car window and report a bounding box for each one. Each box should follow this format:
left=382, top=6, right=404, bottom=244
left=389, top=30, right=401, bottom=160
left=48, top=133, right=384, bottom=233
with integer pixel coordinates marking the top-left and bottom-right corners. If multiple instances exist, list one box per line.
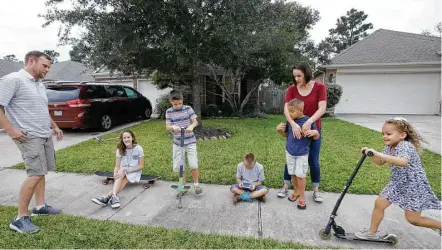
left=83, top=86, right=107, bottom=99
left=46, top=87, right=80, bottom=102
left=123, top=87, right=139, bottom=98
left=104, top=86, right=127, bottom=98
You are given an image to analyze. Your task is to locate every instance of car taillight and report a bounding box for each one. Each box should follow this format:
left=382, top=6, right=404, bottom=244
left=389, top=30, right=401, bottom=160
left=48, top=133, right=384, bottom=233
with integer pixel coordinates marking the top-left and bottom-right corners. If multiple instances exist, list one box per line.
left=67, top=99, right=91, bottom=107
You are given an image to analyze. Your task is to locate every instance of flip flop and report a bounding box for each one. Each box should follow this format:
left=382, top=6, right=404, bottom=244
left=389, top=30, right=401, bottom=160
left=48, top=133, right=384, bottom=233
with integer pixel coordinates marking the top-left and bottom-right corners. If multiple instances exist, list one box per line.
left=288, top=193, right=299, bottom=202
left=297, top=200, right=307, bottom=210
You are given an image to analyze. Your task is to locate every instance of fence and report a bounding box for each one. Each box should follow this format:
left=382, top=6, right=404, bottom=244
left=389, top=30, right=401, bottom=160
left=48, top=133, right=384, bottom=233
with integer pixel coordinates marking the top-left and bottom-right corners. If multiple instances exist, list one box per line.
left=259, top=87, right=285, bottom=114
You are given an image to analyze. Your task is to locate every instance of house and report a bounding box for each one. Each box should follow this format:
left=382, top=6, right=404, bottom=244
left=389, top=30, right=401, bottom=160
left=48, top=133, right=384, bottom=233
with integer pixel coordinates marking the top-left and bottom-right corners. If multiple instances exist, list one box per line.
left=44, top=60, right=95, bottom=82
left=0, top=59, right=22, bottom=78
left=320, top=29, right=441, bottom=115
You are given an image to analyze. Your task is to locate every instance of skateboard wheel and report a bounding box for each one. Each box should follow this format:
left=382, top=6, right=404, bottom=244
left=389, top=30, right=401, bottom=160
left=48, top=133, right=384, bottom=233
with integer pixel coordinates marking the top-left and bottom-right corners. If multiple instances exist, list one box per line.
left=319, top=229, right=332, bottom=240
left=143, top=184, right=151, bottom=189
left=178, top=204, right=183, bottom=209
left=102, top=180, right=109, bottom=185
left=385, top=234, right=398, bottom=245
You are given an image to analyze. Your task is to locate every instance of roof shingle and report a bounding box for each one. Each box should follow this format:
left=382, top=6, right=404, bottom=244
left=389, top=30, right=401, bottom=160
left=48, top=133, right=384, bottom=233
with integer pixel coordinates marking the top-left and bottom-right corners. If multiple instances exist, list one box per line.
left=327, top=29, right=441, bottom=66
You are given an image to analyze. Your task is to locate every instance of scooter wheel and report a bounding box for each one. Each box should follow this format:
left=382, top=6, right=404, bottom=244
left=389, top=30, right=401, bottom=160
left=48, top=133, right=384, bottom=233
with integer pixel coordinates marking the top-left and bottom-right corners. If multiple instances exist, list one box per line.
left=319, top=229, right=332, bottom=240
left=102, top=180, right=108, bottom=185
left=385, top=234, right=398, bottom=246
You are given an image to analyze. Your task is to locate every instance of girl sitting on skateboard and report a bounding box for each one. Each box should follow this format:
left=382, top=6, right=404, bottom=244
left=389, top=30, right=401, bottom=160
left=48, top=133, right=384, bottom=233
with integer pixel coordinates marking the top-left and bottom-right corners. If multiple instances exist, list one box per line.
left=231, top=153, right=269, bottom=204
left=92, top=130, right=145, bottom=208
left=356, top=117, right=441, bottom=239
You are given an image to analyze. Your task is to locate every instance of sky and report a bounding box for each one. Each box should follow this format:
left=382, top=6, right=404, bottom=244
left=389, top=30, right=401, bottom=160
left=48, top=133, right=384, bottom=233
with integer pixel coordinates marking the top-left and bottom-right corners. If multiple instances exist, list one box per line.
left=0, top=0, right=440, bottom=62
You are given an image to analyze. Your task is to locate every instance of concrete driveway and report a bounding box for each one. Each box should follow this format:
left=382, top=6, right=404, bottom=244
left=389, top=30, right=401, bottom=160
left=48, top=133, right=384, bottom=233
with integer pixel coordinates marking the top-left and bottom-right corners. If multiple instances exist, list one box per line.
left=0, top=121, right=145, bottom=169
left=336, top=114, right=441, bottom=154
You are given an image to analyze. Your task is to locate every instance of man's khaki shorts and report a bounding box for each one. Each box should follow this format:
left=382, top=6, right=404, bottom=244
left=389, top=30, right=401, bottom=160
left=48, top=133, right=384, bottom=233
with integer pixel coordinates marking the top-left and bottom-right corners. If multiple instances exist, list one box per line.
left=15, top=134, right=55, bottom=177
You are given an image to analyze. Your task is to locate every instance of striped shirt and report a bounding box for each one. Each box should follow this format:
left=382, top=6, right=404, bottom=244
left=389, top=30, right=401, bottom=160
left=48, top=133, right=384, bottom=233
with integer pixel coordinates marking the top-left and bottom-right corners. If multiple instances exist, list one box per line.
left=0, top=69, right=51, bottom=138
left=236, top=162, right=265, bottom=183
left=165, top=105, right=197, bottom=146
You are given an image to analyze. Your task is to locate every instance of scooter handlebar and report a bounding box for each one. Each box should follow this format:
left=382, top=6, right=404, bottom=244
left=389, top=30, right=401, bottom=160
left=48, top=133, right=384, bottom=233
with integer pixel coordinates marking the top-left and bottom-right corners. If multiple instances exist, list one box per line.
left=362, top=149, right=374, bottom=157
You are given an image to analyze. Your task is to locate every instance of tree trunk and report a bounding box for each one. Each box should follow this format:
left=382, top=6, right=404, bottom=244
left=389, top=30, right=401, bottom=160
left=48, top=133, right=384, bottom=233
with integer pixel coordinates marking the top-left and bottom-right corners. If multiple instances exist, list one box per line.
left=192, top=73, right=203, bottom=128
left=239, top=81, right=260, bottom=113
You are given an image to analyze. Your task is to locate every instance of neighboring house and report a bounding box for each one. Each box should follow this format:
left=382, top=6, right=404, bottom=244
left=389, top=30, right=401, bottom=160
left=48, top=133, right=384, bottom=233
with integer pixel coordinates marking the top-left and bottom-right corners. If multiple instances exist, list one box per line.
left=319, top=29, right=441, bottom=115
left=0, top=59, right=22, bottom=78
left=44, top=60, right=95, bottom=82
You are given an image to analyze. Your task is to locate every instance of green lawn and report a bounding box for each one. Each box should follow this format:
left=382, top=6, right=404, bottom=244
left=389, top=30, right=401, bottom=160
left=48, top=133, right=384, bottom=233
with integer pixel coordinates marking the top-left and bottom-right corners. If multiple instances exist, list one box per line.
left=0, top=206, right=314, bottom=249
left=12, top=115, right=441, bottom=198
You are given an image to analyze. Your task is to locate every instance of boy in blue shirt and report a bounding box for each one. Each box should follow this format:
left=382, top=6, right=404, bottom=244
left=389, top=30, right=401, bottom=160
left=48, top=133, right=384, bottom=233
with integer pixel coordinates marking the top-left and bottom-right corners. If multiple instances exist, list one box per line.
left=276, top=98, right=319, bottom=209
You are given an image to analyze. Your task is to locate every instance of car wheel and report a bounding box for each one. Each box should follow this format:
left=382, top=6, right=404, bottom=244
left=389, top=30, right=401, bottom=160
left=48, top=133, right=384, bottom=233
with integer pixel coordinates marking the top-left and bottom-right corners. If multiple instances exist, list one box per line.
left=143, top=107, right=152, bottom=119
left=99, top=114, right=112, bottom=131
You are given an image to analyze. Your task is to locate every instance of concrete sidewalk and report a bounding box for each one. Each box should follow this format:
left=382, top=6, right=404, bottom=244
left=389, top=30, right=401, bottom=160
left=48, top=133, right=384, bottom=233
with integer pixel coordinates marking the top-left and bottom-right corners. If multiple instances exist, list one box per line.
left=0, top=169, right=440, bottom=249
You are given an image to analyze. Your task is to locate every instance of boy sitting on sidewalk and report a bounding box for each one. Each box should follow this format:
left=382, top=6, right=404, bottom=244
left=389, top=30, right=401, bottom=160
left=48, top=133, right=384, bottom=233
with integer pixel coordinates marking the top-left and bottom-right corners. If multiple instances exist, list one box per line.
left=230, top=153, right=269, bottom=204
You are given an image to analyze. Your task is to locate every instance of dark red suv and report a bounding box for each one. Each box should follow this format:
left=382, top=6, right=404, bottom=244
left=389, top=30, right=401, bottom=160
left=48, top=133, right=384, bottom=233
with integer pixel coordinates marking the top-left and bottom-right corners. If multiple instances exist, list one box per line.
left=46, top=82, right=152, bottom=130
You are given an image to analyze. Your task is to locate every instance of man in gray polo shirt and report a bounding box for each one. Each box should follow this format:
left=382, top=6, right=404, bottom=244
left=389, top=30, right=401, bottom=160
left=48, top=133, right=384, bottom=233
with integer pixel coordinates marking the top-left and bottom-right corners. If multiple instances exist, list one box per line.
left=0, top=51, right=64, bottom=233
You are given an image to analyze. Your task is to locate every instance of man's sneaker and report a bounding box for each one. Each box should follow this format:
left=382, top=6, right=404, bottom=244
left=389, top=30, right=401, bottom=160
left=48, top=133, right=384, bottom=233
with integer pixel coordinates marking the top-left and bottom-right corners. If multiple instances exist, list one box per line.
left=109, top=195, right=120, bottom=209
left=277, top=188, right=288, bottom=198
left=176, top=190, right=189, bottom=199
left=233, top=194, right=242, bottom=204
left=92, top=195, right=111, bottom=206
left=194, top=184, right=203, bottom=195
left=9, top=216, right=40, bottom=233
left=313, top=191, right=324, bottom=202
left=355, top=229, right=386, bottom=240
left=31, top=204, right=61, bottom=216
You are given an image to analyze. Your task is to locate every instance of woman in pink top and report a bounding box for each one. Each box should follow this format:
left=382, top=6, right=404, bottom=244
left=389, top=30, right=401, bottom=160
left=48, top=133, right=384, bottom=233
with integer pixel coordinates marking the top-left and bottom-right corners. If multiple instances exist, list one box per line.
left=277, top=61, right=327, bottom=202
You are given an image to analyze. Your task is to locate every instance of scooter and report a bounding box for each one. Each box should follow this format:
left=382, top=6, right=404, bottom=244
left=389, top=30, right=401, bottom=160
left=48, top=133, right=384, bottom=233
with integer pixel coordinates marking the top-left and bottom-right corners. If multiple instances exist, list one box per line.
left=319, top=150, right=398, bottom=246
left=170, top=127, right=191, bottom=209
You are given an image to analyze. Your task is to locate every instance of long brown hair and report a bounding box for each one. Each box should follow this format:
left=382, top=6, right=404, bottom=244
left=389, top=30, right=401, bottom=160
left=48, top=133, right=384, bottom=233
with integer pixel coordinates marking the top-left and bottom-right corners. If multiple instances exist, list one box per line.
left=117, top=130, right=138, bottom=156
left=385, top=118, right=423, bottom=153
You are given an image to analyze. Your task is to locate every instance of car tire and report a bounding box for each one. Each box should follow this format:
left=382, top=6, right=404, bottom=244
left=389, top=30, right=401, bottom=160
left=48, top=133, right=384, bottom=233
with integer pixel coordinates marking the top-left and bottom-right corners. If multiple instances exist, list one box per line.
left=143, top=107, right=152, bottom=120
left=99, top=114, right=112, bottom=131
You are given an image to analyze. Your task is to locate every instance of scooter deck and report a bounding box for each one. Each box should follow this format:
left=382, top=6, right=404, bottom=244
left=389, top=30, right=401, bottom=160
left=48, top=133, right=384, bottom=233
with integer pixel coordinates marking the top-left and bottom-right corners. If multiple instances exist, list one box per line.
left=170, top=184, right=192, bottom=192
left=335, top=233, right=397, bottom=244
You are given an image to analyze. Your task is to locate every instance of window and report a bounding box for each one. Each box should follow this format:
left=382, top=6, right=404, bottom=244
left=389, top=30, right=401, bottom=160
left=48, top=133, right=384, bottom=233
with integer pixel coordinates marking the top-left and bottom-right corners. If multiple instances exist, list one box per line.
left=124, top=87, right=138, bottom=98
left=104, top=86, right=127, bottom=97
left=84, top=86, right=107, bottom=99
left=46, top=87, right=80, bottom=102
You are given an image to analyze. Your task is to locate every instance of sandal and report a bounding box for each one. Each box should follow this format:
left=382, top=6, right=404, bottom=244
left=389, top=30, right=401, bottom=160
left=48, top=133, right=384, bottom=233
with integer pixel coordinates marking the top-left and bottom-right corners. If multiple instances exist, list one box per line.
left=288, top=193, right=299, bottom=202
left=297, top=200, right=307, bottom=210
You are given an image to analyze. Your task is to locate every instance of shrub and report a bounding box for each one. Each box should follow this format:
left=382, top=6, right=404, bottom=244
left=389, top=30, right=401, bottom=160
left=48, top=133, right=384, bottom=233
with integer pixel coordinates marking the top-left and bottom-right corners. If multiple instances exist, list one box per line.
left=326, top=83, right=343, bottom=109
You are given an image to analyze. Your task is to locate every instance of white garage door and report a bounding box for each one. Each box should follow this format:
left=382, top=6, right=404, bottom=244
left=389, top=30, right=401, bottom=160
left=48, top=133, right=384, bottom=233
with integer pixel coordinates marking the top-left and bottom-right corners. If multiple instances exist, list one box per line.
left=136, top=80, right=172, bottom=114
left=334, top=72, right=441, bottom=115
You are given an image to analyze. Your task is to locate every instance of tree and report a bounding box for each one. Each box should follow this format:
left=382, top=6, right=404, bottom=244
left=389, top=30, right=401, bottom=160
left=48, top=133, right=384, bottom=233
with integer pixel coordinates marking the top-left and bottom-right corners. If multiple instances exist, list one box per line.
left=309, top=8, right=373, bottom=67
left=40, top=0, right=319, bottom=119
left=421, top=22, right=442, bottom=37
left=2, top=54, right=18, bottom=62
left=43, top=50, right=60, bottom=63
left=435, top=22, right=442, bottom=37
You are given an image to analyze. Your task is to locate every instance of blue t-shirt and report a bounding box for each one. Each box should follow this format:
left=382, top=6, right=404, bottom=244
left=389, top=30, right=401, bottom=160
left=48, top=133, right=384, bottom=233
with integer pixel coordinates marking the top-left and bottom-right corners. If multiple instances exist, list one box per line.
left=284, top=116, right=317, bottom=156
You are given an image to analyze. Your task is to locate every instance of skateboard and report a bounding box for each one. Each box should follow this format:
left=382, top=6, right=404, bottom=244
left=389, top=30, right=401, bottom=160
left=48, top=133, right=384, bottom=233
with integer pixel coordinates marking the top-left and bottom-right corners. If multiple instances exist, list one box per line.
left=94, top=171, right=159, bottom=189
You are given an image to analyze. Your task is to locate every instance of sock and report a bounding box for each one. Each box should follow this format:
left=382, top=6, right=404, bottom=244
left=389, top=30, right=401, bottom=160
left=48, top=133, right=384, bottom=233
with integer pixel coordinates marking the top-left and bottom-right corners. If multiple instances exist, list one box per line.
left=35, top=205, right=45, bottom=210
left=15, top=216, right=22, bottom=221
left=193, top=182, right=199, bottom=186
